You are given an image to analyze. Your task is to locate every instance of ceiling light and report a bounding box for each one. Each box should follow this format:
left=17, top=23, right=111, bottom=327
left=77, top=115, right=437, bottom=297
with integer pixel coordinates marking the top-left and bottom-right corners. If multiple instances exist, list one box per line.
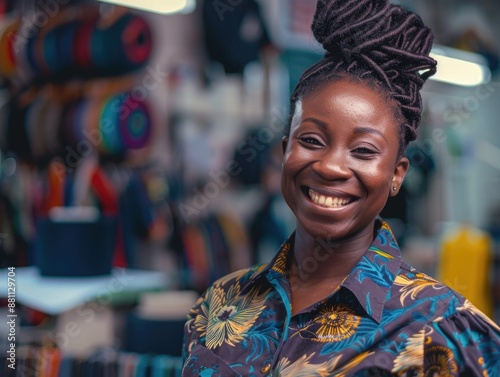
left=429, top=45, right=491, bottom=87
left=97, top=0, right=196, bottom=15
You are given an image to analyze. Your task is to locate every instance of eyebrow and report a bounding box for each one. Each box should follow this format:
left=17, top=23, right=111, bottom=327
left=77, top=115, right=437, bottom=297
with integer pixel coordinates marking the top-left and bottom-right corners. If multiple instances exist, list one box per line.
left=353, top=127, right=386, bottom=140
left=301, top=117, right=329, bottom=129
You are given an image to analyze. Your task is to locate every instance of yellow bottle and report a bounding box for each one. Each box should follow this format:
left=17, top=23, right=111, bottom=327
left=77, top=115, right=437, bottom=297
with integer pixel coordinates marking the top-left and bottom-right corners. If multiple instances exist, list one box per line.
left=438, top=224, right=494, bottom=319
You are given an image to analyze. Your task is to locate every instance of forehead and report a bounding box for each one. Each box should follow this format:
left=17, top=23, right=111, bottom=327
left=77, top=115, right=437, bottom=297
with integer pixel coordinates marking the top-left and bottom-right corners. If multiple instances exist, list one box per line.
left=293, top=79, right=399, bottom=133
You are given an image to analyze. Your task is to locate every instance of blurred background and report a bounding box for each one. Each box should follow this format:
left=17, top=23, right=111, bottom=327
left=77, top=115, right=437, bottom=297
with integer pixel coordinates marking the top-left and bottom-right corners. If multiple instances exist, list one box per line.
left=0, top=0, right=499, bottom=374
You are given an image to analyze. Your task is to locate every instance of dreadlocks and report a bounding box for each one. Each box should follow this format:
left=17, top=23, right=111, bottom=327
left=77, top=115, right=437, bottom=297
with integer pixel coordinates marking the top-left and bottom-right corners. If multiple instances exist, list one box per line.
left=289, top=0, right=437, bottom=154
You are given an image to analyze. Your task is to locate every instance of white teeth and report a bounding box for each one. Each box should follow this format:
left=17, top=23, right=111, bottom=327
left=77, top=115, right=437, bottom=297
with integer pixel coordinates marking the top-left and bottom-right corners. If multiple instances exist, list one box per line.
left=308, top=189, right=353, bottom=208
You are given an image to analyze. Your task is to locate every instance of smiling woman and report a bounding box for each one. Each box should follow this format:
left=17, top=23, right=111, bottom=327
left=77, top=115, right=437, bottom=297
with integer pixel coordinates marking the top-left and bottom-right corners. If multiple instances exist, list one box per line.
left=182, top=0, right=500, bottom=376
left=281, top=80, right=411, bottom=315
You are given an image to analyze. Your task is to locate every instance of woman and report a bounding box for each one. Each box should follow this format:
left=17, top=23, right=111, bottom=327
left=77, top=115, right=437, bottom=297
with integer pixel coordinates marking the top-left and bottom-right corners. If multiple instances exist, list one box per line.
left=183, top=0, right=500, bottom=375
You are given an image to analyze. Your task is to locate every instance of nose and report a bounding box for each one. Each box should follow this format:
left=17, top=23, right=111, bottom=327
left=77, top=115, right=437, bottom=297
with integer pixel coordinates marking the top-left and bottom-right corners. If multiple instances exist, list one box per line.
left=312, top=149, right=352, bottom=181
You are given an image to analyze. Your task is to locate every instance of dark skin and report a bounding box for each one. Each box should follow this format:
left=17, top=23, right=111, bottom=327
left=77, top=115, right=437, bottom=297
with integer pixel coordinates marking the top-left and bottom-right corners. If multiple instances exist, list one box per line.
left=281, top=79, right=409, bottom=315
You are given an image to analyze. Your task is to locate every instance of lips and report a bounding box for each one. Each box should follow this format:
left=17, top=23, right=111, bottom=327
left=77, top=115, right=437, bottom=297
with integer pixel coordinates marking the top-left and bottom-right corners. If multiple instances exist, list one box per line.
left=306, top=187, right=358, bottom=209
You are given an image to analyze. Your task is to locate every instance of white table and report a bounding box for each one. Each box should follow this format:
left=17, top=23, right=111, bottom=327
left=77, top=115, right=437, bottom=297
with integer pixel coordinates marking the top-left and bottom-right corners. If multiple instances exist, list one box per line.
left=0, top=267, right=170, bottom=315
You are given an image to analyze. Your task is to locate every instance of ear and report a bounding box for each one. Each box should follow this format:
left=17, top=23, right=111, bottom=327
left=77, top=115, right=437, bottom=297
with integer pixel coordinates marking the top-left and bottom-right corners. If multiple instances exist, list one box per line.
left=281, top=136, right=289, bottom=155
left=390, top=156, right=409, bottom=196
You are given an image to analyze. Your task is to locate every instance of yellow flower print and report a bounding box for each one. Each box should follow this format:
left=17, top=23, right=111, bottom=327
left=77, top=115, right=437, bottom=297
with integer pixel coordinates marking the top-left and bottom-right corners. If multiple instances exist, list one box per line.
left=193, top=292, right=210, bottom=338
left=305, top=303, right=361, bottom=343
left=424, top=346, right=458, bottom=376
left=392, top=329, right=425, bottom=376
left=273, top=351, right=373, bottom=377
left=272, top=353, right=341, bottom=377
left=195, top=283, right=269, bottom=349
left=271, top=242, right=291, bottom=275
left=394, top=273, right=444, bottom=306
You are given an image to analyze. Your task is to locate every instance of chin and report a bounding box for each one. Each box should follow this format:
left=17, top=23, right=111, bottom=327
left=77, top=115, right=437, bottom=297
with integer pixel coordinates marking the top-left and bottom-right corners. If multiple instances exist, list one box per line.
left=297, top=218, right=346, bottom=243
left=296, top=212, right=377, bottom=246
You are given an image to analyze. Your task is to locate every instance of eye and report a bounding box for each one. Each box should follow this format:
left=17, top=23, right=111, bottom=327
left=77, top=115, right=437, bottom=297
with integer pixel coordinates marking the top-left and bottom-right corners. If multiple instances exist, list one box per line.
left=353, top=147, right=375, bottom=154
left=297, top=135, right=324, bottom=147
left=352, top=146, right=379, bottom=157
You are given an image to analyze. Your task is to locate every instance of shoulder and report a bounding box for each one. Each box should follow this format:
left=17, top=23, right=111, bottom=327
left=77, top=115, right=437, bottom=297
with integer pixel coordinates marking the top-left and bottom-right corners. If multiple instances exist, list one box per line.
left=186, top=263, right=270, bottom=322
left=387, top=261, right=470, bottom=322
left=191, top=263, right=269, bottom=306
left=392, top=261, right=500, bottom=329
left=393, top=261, right=464, bottom=302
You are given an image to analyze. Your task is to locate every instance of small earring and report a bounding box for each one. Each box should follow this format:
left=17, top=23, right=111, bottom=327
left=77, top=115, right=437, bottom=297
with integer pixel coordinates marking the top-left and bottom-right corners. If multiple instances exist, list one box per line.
left=392, top=186, right=397, bottom=192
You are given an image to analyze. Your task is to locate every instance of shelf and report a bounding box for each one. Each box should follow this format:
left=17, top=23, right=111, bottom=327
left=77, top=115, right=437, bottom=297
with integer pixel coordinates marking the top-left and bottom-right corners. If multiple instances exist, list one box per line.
left=0, top=267, right=170, bottom=315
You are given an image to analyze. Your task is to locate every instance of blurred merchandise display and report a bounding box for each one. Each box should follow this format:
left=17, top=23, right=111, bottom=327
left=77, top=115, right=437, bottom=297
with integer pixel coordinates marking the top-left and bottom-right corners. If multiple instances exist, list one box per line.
left=1, top=345, right=183, bottom=376
left=0, top=3, right=156, bottom=273
left=169, top=211, right=251, bottom=293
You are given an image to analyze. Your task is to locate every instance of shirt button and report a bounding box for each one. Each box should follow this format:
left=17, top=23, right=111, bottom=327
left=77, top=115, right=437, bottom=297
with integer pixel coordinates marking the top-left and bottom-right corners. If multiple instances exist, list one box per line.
left=261, top=364, right=271, bottom=374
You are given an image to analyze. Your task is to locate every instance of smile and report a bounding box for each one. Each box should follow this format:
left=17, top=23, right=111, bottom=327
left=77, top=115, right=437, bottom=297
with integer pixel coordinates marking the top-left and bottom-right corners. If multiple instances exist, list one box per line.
left=307, top=188, right=357, bottom=208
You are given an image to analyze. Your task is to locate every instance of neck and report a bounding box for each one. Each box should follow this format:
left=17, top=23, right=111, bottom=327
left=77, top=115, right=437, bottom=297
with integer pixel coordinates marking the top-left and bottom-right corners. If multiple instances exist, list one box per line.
left=291, top=222, right=376, bottom=286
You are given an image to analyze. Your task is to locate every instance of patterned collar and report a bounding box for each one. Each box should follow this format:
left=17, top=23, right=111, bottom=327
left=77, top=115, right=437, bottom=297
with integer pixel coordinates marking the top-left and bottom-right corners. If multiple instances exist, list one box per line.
left=244, top=219, right=403, bottom=323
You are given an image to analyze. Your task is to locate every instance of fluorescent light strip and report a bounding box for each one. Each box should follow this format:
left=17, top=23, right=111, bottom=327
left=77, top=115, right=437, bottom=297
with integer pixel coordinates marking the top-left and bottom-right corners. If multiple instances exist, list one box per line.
left=429, top=46, right=491, bottom=87
left=97, top=0, right=196, bottom=14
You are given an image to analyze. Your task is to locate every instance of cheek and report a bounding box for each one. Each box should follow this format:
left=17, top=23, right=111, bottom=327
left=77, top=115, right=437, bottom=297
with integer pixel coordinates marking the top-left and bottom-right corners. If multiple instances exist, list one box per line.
left=280, top=158, right=293, bottom=195
left=281, top=147, right=310, bottom=180
left=282, top=144, right=312, bottom=169
left=357, top=162, right=393, bottom=193
left=280, top=153, right=303, bottom=204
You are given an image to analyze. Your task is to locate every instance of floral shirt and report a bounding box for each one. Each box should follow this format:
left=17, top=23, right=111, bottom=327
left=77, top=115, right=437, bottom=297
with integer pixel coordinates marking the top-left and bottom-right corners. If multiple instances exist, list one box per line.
left=182, top=220, right=500, bottom=376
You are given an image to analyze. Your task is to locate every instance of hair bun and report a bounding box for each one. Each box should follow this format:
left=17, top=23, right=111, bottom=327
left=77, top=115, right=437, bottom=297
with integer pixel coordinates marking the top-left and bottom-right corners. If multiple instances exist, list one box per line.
left=312, top=0, right=436, bottom=80
left=312, top=0, right=388, bottom=56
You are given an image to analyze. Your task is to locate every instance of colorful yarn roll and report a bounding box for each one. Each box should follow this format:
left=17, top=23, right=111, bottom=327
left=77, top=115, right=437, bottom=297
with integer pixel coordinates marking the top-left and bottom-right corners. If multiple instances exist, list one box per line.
left=99, top=94, right=151, bottom=154
left=42, top=26, right=59, bottom=74
left=119, top=96, right=151, bottom=149
left=56, top=21, right=78, bottom=72
left=120, top=15, right=152, bottom=65
left=25, top=33, right=41, bottom=74
left=73, top=20, right=94, bottom=71
left=91, top=14, right=152, bottom=75
left=100, top=95, right=126, bottom=154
